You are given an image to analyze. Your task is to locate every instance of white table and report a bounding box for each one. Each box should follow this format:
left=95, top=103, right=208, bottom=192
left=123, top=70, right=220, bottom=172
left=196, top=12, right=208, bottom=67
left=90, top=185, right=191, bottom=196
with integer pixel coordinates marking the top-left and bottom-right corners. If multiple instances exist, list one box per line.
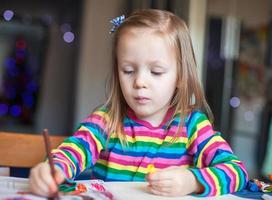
left=0, top=176, right=247, bottom=200
left=105, top=182, right=246, bottom=200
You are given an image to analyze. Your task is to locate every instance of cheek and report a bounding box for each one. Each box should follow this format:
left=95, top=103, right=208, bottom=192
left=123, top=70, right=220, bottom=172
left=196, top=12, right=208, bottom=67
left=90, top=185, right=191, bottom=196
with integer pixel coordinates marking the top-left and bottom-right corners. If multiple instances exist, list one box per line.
left=119, top=78, right=130, bottom=96
left=156, top=77, right=177, bottom=92
left=118, top=73, right=126, bottom=88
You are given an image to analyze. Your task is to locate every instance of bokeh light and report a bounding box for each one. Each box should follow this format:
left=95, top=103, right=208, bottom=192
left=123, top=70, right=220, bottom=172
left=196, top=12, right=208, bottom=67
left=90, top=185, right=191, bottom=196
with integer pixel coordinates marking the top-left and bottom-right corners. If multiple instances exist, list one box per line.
left=63, top=31, right=75, bottom=43
left=244, top=111, right=254, bottom=122
left=230, top=97, right=240, bottom=108
left=10, top=105, right=22, bottom=117
left=3, top=10, right=14, bottom=21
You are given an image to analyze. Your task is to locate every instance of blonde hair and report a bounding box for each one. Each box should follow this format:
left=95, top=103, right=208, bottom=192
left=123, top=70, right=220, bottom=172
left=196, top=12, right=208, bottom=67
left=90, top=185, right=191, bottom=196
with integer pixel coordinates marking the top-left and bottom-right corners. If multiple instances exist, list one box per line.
left=104, top=9, right=213, bottom=146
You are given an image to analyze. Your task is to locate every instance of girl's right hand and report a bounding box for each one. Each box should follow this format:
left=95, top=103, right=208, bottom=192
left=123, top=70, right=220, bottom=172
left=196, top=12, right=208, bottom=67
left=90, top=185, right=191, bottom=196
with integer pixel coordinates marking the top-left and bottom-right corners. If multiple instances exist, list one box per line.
left=29, top=162, right=65, bottom=197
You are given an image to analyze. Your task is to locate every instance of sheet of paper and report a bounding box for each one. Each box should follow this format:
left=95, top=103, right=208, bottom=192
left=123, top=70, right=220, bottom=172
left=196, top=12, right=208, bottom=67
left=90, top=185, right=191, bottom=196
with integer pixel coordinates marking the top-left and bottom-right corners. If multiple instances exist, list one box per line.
left=0, top=176, right=29, bottom=192
left=0, top=176, right=114, bottom=200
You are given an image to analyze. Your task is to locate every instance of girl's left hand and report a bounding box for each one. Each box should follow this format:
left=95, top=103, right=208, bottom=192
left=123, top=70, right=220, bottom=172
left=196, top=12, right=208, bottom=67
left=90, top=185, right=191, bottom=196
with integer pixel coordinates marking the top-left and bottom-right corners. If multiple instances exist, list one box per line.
left=146, top=166, right=202, bottom=197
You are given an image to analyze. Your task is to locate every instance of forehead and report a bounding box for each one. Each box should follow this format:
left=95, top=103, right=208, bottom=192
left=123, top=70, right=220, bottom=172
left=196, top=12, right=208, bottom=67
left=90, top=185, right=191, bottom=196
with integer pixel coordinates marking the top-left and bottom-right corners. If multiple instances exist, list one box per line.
left=118, top=27, right=166, bottom=44
left=117, top=28, right=176, bottom=58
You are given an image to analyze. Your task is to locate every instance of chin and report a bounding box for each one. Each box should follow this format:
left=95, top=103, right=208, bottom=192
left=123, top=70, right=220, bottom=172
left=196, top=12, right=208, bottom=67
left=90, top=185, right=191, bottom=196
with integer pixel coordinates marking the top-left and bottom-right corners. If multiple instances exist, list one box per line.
left=133, top=109, right=151, bottom=118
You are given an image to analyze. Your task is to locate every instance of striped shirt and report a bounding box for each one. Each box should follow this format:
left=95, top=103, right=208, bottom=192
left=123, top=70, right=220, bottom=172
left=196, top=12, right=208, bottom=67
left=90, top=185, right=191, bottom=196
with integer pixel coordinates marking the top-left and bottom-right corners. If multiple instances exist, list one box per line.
left=52, top=107, right=248, bottom=196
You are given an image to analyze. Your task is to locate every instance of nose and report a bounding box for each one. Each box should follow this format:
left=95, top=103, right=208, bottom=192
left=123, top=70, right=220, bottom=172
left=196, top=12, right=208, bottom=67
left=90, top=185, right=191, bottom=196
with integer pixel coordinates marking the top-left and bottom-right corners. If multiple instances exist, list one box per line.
left=134, top=72, right=147, bottom=89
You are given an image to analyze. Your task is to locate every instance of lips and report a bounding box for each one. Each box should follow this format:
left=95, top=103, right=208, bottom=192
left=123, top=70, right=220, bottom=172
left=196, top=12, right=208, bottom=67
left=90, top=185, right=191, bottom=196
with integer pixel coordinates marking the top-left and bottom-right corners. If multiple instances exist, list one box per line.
left=134, top=96, right=150, bottom=104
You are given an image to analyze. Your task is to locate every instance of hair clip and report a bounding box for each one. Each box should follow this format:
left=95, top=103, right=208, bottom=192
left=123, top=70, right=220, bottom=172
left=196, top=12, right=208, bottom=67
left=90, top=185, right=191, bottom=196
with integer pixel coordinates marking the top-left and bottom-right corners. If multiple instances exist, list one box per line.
left=109, top=15, right=125, bottom=34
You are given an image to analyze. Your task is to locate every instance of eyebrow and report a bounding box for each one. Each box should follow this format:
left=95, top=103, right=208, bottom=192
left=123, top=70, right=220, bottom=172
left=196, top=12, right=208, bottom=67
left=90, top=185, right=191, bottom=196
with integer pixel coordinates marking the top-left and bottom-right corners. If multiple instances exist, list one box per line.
left=118, top=60, right=168, bottom=69
left=149, top=61, right=168, bottom=68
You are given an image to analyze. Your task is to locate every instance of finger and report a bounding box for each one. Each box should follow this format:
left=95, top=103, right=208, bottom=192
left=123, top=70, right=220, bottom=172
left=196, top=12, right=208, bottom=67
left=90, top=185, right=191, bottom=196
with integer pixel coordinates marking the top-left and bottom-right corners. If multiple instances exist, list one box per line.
left=32, top=183, right=49, bottom=197
left=29, top=167, right=51, bottom=196
left=148, top=186, right=169, bottom=196
left=38, top=164, right=57, bottom=193
left=148, top=184, right=172, bottom=193
left=149, top=179, right=173, bottom=189
left=147, top=170, right=174, bottom=181
left=148, top=166, right=186, bottom=181
left=148, top=179, right=173, bottom=194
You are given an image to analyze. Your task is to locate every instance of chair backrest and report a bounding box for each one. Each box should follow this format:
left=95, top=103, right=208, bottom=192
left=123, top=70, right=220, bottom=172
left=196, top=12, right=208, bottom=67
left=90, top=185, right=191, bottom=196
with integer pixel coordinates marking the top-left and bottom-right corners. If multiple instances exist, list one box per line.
left=0, top=131, right=66, bottom=168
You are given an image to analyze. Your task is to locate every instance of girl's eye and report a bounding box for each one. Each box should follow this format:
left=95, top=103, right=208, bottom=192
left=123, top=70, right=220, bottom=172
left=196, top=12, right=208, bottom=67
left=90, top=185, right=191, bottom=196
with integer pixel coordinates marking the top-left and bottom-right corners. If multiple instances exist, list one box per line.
left=151, top=71, right=163, bottom=76
left=123, top=70, right=134, bottom=75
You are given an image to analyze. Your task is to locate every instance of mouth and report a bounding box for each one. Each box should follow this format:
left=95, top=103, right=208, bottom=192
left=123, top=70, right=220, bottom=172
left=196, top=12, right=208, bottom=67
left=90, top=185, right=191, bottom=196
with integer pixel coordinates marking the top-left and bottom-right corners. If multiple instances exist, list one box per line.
left=134, top=96, right=150, bottom=104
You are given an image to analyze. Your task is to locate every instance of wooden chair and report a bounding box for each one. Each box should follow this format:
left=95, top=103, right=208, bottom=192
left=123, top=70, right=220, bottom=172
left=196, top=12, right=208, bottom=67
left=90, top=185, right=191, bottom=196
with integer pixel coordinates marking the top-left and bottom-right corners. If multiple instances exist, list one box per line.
left=0, top=131, right=66, bottom=168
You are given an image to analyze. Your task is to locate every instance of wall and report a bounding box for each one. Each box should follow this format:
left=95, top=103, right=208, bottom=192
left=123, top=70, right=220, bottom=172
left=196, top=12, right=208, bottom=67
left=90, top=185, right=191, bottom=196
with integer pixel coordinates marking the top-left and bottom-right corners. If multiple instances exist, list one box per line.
left=36, top=23, right=77, bottom=134
left=188, top=0, right=207, bottom=81
left=74, top=0, right=127, bottom=125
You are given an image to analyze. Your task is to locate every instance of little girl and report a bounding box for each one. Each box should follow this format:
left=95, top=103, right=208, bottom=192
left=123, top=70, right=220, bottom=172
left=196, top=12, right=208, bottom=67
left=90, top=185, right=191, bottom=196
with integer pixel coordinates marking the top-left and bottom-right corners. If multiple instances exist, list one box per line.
left=29, top=9, right=248, bottom=197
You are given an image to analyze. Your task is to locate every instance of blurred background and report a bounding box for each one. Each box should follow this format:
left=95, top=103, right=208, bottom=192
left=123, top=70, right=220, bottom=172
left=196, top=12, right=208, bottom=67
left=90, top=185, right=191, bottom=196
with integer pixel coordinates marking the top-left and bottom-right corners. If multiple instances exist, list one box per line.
left=0, top=0, right=271, bottom=180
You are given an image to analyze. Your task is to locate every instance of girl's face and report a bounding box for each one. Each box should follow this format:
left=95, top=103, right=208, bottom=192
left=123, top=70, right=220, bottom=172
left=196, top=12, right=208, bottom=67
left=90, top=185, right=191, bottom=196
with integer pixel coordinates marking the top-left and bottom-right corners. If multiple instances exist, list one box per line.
left=117, top=28, right=178, bottom=126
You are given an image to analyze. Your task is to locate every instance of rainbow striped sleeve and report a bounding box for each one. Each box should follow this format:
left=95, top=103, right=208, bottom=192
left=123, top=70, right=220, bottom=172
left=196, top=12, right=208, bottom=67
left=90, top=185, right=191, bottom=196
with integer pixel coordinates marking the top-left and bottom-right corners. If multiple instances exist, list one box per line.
left=52, top=109, right=108, bottom=179
left=186, top=111, right=248, bottom=196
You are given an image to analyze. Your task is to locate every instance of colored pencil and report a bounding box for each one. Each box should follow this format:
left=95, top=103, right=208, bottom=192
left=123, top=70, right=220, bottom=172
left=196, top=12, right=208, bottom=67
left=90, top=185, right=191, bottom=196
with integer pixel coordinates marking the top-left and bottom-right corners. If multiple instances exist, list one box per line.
left=42, top=129, right=59, bottom=200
